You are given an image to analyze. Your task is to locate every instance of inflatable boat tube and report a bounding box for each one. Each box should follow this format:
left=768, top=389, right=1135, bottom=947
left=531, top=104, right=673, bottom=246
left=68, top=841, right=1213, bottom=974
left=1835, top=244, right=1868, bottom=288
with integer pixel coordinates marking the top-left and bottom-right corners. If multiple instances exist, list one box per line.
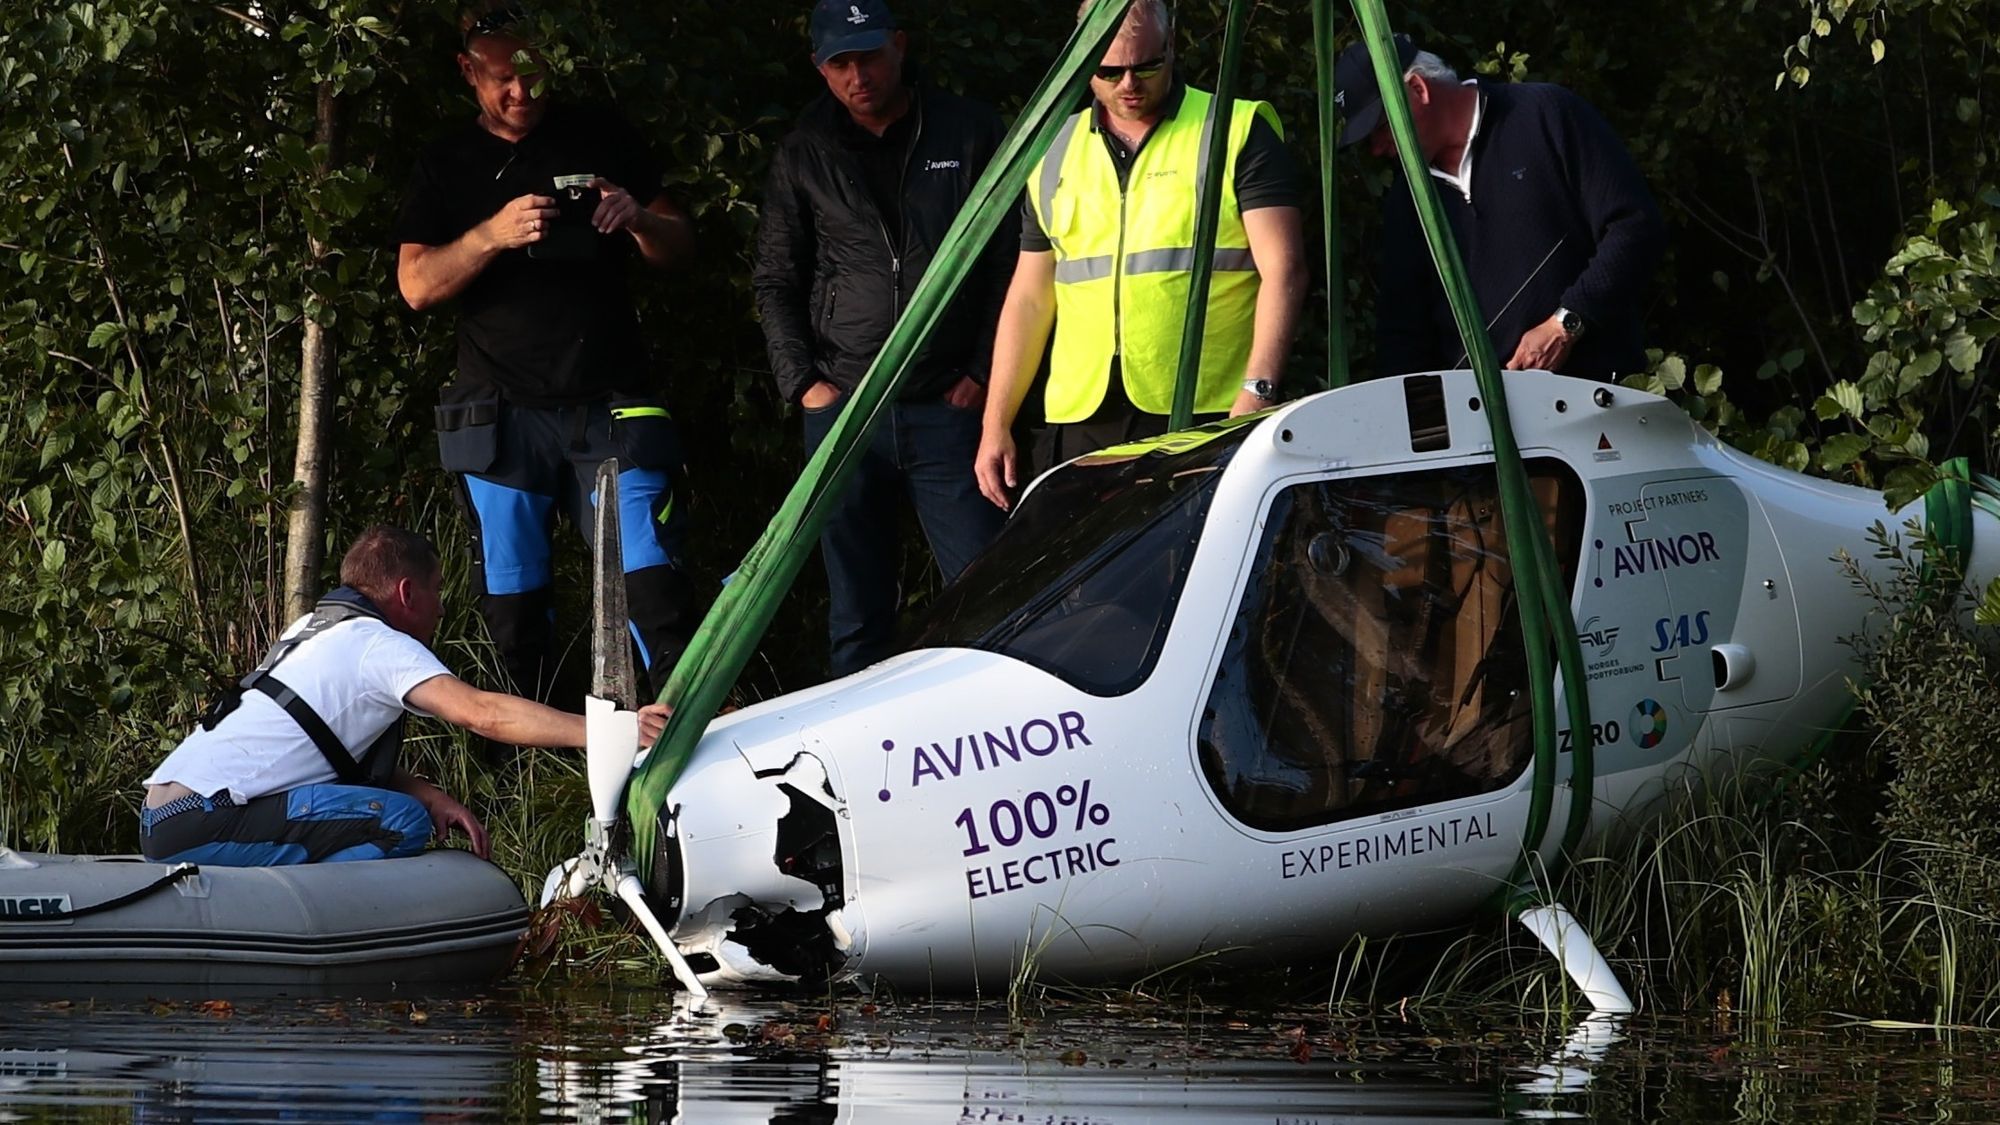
left=0, top=849, right=527, bottom=990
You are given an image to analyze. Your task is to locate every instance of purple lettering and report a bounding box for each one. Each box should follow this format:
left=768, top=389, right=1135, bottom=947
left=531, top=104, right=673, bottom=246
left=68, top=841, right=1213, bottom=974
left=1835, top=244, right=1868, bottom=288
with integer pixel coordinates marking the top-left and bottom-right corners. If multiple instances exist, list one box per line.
left=1022, top=719, right=1058, bottom=756
left=1058, top=710, right=1091, bottom=748
left=911, top=746, right=945, bottom=786
left=934, top=741, right=963, bottom=777
left=966, top=868, right=988, bottom=900
left=985, top=728, right=1022, bottom=764
left=1094, top=837, right=1118, bottom=867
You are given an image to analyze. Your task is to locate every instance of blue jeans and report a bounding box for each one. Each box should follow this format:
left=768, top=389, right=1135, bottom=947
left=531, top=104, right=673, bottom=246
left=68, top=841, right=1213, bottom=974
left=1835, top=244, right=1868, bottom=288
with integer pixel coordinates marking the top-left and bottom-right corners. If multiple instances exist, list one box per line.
left=138, top=785, right=432, bottom=866
left=803, top=397, right=1003, bottom=677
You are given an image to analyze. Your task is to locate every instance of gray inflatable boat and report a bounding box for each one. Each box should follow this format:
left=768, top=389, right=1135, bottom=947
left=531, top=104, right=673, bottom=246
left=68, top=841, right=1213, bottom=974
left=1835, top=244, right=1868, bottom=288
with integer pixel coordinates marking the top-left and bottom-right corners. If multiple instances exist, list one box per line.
left=0, top=848, right=527, bottom=991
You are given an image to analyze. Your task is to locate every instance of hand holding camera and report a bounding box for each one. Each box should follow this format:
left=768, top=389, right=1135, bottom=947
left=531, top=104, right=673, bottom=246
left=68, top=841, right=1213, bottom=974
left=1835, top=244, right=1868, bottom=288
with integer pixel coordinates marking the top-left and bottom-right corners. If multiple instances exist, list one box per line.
left=588, top=177, right=644, bottom=234
left=483, top=193, right=559, bottom=252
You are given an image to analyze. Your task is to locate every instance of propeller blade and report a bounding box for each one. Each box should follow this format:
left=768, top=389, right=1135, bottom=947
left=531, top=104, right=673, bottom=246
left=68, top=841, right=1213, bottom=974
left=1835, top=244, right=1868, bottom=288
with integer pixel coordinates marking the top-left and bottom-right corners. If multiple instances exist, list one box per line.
left=592, top=458, right=639, bottom=709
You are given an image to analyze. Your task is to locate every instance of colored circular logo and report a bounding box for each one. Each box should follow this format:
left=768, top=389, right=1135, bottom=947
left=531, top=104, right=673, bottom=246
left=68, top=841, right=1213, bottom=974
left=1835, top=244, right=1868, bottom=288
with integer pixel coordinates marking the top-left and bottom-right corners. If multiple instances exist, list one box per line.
left=1631, top=698, right=1669, bottom=749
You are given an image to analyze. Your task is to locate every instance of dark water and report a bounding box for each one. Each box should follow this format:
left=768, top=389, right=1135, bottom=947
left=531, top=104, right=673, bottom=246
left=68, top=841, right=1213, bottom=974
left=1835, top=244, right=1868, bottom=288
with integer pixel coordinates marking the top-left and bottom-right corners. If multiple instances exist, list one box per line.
left=1, top=985, right=1995, bottom=1122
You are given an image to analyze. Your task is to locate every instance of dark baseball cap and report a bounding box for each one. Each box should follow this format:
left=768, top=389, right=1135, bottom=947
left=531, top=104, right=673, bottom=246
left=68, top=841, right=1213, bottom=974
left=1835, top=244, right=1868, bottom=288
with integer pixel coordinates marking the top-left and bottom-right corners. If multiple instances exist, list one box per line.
left=811, top=0, right=897, bottom=66
left=1334, top=33, right=1419, bottom=147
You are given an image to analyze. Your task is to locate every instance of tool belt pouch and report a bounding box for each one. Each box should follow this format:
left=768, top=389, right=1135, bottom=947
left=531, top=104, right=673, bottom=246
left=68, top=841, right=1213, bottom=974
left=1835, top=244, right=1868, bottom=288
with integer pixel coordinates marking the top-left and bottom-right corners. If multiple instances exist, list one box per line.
left=608, top=396, right=682, bottom=474
left=434, top=382, right=501, bottom=474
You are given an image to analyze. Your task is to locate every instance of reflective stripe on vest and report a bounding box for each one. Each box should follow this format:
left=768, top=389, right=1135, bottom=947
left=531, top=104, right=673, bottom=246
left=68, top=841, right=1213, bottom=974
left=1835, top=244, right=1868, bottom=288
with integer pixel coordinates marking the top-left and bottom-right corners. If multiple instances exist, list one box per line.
left=1029, top=88, right=1279, bottom=424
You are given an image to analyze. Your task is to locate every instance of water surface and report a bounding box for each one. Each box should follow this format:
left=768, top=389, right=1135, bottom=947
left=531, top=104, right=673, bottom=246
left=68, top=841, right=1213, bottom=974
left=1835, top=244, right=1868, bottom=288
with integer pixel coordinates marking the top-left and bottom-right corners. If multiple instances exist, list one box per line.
left=1, top=985, right=1993, bottom=1122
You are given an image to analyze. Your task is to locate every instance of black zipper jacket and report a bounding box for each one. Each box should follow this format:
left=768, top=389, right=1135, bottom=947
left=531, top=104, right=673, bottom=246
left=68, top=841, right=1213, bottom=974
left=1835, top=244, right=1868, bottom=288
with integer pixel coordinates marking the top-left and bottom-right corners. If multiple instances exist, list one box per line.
left=753, top=85, right=1015, bottom=404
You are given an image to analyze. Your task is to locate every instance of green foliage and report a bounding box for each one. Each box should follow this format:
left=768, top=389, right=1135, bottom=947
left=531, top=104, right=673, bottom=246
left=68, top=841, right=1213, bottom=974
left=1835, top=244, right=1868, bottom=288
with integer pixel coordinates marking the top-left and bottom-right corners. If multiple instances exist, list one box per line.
left=1847, top=534, right=2000, bottom=924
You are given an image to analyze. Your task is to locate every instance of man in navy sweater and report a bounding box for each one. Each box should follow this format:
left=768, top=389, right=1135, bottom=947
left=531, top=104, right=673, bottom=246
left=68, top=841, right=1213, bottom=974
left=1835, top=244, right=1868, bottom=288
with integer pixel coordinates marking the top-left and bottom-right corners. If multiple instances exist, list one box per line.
left=1336, top=36, right=1664, bottom=380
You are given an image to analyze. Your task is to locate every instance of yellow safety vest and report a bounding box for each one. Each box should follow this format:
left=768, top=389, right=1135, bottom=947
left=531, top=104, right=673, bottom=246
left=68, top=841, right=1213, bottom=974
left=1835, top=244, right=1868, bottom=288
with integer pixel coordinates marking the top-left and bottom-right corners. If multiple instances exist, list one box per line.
left=1029, top=87, right=1279, bottom=424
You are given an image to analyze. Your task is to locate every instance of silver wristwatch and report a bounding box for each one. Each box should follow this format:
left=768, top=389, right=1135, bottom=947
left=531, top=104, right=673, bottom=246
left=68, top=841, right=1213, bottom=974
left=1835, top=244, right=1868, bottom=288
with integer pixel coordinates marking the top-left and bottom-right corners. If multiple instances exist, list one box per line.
left=1555, top=307, right=1587, bottom=340
left=1242, top=378, right=1278, bottom=401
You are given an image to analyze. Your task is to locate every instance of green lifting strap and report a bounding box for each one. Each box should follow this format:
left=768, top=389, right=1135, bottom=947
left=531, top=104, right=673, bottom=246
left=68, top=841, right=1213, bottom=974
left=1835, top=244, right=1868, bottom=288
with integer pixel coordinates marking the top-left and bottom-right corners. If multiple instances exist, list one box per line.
left=1342, top=0, right=1597, bottom=910
left=1167, top=0, right=1251, bottom=431
left=1312, top=0, right=1348, bottom=389
left=610, top=406, right=670, bottom=420
left=625, top=0, right=1141, bottom=872
left=1922, top=456, right=1974, bottom=590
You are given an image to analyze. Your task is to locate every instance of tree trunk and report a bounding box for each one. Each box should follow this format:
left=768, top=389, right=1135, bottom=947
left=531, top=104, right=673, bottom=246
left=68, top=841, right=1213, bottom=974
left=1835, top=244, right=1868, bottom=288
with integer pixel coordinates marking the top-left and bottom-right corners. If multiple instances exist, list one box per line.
left=283, top=80, right=341, bottom=622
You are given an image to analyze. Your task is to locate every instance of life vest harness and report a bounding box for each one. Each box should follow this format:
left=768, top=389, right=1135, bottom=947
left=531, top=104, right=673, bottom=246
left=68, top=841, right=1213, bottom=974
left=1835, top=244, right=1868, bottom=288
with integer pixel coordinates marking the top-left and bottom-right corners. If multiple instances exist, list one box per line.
left=199, top=586, right=404, bottom=788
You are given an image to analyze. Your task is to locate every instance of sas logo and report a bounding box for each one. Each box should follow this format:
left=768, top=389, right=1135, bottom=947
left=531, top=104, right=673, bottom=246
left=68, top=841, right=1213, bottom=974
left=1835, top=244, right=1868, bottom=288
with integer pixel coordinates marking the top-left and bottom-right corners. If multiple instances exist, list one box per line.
left=924, top=159, right=961, bottom=172
left=1576, top=614, right=1621, bottom=654
left=1651, top=610, right=1712, bottom=652
left=1631, top=698, right=1670, bottom=749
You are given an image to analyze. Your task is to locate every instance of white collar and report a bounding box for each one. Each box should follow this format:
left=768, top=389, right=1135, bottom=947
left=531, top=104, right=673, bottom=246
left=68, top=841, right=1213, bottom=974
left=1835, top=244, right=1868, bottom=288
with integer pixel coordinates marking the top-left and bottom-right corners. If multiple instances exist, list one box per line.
left=1427, top=80, right=1484, bottom=201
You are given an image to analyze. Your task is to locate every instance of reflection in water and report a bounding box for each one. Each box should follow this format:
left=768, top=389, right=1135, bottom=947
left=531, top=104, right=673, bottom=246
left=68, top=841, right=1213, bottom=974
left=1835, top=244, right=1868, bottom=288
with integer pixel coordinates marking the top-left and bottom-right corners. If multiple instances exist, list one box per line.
left=1510, top=1014, right=1624, bottom=1119
left=3, top=992, right=1998, bottom=1123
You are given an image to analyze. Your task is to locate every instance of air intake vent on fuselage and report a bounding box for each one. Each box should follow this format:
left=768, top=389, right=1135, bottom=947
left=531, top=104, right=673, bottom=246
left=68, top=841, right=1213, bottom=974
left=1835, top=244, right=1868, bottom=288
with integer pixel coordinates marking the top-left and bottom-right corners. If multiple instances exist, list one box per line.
left=1404, top=373, right=1450, bottom=452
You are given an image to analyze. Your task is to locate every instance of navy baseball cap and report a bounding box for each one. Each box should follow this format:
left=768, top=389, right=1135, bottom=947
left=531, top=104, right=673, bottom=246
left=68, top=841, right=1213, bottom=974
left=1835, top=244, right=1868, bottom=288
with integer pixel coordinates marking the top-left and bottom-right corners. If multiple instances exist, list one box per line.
left=1334, top=33, right=1419, bottom=147
left=811, top=0, right=897, bottom=66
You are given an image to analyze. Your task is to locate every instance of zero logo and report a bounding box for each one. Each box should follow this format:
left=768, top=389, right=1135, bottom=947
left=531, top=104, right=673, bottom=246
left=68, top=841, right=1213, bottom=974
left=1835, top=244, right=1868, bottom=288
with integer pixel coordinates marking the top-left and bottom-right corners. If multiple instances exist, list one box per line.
left=1557, top=721, right=1622, bottom=752
left=1631, top=698, right=1670, bottom=749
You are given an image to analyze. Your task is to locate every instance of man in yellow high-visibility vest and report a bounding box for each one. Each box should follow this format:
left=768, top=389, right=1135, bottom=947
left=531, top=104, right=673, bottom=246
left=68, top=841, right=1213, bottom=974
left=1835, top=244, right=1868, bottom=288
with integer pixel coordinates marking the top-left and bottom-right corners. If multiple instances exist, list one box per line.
left=974, top=0, right=1306, bottom=510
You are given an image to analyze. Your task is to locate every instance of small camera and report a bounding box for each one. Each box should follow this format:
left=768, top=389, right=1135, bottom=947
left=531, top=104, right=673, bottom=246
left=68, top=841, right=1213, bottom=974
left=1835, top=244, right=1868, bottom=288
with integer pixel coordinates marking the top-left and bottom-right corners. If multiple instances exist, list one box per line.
left=529, top=173, right=601, bottom=260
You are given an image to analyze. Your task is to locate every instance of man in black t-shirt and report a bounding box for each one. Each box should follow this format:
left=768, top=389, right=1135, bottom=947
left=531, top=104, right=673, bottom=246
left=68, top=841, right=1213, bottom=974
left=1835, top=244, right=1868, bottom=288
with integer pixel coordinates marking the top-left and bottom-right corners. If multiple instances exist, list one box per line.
left=394, top=6, right=699, bottom=705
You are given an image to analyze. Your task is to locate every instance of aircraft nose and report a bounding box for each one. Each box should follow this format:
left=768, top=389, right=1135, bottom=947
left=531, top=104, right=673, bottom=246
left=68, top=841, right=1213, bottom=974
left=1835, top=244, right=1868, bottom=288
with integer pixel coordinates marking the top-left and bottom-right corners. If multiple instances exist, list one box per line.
left=648, top=739, right=856, bottom=986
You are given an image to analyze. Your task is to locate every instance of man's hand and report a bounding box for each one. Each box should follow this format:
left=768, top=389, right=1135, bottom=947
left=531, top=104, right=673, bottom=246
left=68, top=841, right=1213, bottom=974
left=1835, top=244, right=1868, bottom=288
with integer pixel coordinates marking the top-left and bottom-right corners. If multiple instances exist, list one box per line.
left=974, top=430, right=1018, bottom=511
left=801, top=380, right=843, bottom=410
left=405, top=776, right=490, bottom=860
left=1228, top=388, right=1275, bottom=417
left=942, top=375, right=987, bottom=412
left=480, top=193, right=558, bottom=252
left=588, top=177, right=646, bottom=234
left=637, top=702, right=672, bottom=747
left=1505, top=314, right=1578, bottom=372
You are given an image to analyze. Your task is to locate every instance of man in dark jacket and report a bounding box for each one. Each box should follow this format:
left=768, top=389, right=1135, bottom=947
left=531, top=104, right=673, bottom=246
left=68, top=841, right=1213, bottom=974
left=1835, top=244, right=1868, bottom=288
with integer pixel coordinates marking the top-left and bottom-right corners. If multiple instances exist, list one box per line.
left=754, top=0, right=1011, bottom=678
left=1336, top=35, right=1665, bottom=380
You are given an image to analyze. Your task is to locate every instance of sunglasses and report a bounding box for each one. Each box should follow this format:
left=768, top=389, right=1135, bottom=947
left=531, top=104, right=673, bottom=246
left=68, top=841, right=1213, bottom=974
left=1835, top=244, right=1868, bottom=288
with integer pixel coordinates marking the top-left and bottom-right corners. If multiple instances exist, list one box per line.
left=1094, top=56, right=1167, bottom=83
left=463, top=6, right=527, bottom=48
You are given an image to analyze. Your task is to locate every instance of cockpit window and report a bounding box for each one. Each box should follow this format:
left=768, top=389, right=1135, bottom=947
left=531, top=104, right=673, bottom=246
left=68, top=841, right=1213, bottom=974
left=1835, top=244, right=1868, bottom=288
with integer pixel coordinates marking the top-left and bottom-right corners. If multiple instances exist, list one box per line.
left=1199, top=459, right=1583, bottom=831
left=910, top=418, right=1257, bottom=695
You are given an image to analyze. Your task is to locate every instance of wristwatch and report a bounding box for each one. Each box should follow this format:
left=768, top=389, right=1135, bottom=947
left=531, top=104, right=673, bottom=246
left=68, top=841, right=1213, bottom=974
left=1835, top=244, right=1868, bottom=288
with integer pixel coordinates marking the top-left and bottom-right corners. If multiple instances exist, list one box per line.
left=1555, top=307, right=1587, bottom=340
left=1242, top=378, right=1279, bottom=401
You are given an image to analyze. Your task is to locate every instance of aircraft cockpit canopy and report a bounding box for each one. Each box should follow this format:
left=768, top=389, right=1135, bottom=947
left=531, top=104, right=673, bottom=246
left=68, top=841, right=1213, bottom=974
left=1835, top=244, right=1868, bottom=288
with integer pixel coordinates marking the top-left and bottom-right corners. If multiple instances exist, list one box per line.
left=912, top=418, right=1259, bottom=696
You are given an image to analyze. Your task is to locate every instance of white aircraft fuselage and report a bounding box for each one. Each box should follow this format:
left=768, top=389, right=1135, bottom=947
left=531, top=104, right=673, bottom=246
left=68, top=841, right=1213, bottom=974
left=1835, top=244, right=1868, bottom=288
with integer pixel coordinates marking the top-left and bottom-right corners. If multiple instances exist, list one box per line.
left=644, top=371, right=1996, bottom=990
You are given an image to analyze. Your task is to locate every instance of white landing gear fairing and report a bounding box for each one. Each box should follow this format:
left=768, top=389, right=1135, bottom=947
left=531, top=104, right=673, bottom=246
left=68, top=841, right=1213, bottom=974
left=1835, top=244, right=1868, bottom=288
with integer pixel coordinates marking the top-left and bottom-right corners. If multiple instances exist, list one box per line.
left=623, top=372, right=1996, bottom=1001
